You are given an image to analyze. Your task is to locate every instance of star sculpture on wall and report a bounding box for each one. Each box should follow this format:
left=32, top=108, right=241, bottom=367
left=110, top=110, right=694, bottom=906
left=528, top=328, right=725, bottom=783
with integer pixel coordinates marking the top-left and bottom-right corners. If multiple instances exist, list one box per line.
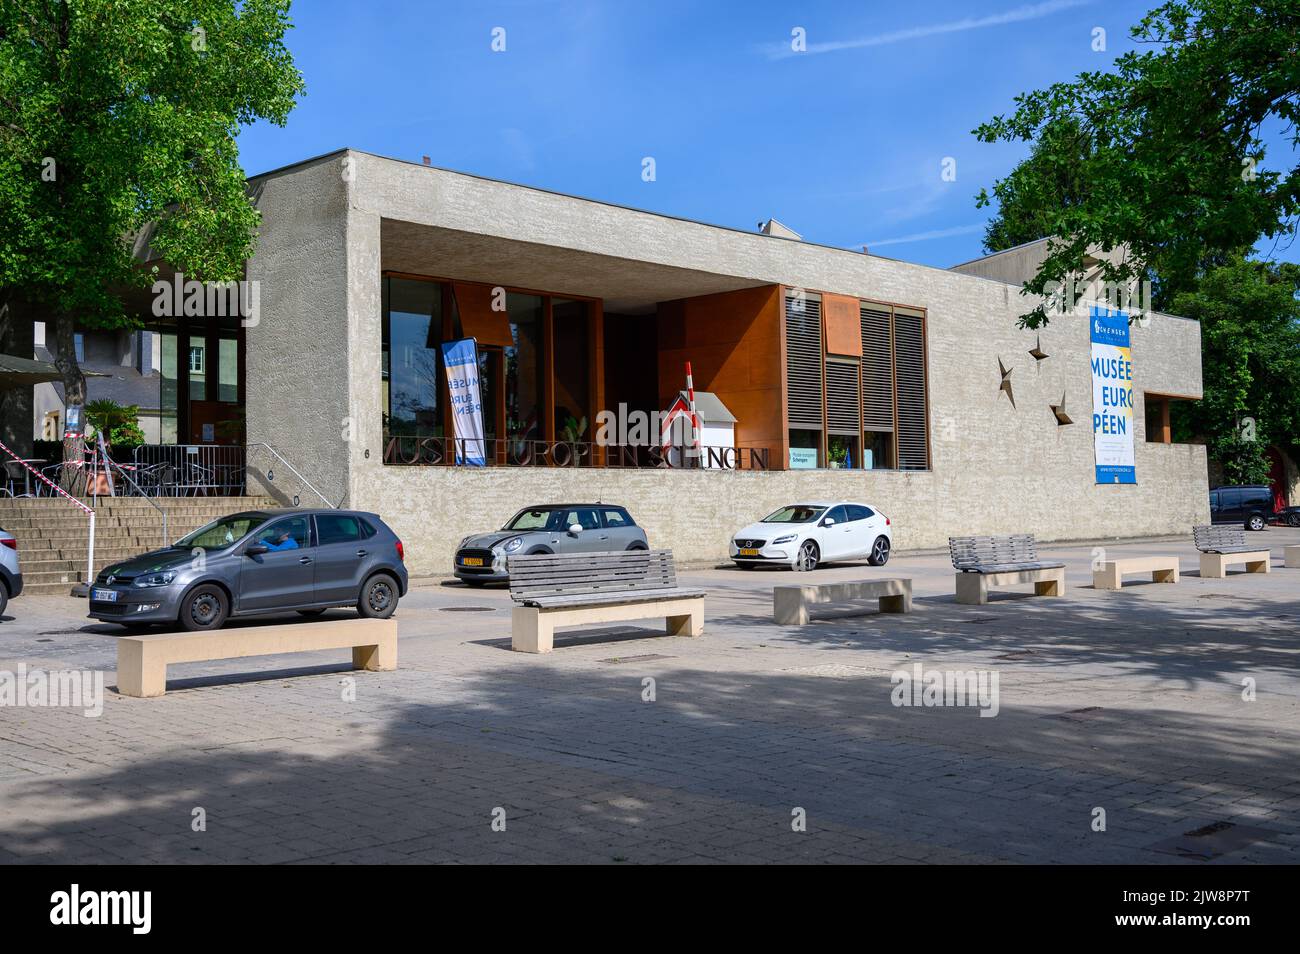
left=1029, top=335, right=1049, bottom=366
left=998, top=357, right=1016, bottom=408
left=1051, top=392, right=1073, bottom=425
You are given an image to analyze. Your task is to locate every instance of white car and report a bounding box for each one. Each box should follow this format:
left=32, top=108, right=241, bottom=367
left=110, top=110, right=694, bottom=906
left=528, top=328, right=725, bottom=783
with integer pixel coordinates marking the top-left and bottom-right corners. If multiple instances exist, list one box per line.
left=730, top=501, right=893, bottom=571
left=0, top=527, right=20, bottom=617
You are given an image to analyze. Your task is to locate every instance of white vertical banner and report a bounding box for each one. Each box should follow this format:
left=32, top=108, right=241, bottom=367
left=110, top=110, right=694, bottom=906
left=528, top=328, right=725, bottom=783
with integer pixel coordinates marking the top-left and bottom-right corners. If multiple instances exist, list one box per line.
left=1090, top=307, right=1136, bottom=484
left=441, top=337, right=486, bottom=466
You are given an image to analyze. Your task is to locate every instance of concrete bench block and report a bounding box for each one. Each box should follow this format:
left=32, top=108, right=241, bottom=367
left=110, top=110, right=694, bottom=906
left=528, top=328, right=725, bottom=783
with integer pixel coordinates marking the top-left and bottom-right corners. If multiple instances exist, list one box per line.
left=773, top=578, right=912, bottom=625
left=1199, top=551, right=1270, bottom=579
left=116, top=618, right=397, bottom=698
left=1284, top=545, right=1300, bottom=569
left=955, top=567, right=1064, bottom=605
left=1093, top=556, right=1180, bottom=590
left=511, top=595, right=704, bottom=654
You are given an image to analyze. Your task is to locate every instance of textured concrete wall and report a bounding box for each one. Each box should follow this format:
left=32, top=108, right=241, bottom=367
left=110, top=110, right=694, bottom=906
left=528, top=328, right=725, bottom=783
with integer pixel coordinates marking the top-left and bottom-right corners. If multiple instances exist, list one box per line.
left=250, top=150, right=1209, bottom=575
left=245, top=156, right=354, bottom=506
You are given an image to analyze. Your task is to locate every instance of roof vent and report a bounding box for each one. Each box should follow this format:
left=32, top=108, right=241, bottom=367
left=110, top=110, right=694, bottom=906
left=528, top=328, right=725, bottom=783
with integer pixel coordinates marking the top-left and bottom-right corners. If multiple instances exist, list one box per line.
left=758, top=218, right=802, bottom=241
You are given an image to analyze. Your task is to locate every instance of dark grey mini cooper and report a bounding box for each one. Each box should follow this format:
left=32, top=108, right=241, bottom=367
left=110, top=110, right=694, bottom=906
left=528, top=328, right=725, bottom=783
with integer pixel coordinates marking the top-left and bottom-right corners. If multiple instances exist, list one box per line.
left=88, top=509, right=408, bottom=631
left=454, top=503, right=648, bottom=585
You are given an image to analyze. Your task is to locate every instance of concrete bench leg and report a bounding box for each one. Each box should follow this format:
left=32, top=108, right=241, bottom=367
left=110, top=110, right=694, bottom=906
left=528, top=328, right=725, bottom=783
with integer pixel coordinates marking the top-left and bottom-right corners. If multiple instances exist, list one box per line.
left=666, top=604, right=704, bottom=637
left=1152, top=566, right=1179, bottom=584
left=512, top=606, right=553, bottom=653
left=116, top=640, right=166, bottom=699
left=1286, top=545, right=1300, bottom=568
left=879, top=592, right=910, bottom=613
left=955, top=573, right=987, bottom=605
left=1034, top=570, right=1064, bottom=597
left=773, top=587, right=812, bottom=625
left=352, top=637, right=397, bottom=672
left=1093, top=564, right=1122, bottom=590
left=1246, top=557, right=1270, bottom=574
left=1199, top=553, right=1227, bottom=579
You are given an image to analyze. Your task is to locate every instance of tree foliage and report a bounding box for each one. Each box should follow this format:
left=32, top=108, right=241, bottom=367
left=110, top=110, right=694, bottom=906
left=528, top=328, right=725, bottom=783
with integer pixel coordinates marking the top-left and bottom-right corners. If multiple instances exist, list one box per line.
left=975, top=0, right=1300, bottom=328
left=0, top=0, right=305, bottom=405
left=1168, top=257, right=1300, bottom=484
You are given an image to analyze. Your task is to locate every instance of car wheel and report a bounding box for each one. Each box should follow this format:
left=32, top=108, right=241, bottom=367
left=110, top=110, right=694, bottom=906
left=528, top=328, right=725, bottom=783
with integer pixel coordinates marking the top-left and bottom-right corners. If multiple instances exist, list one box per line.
left=297, top=608, right=327, bottom=618
left=179, top=584, right=228, bottom=632
left=625, top=543, right=648, bottom=551
left=358, top=574, right=398, bottom=619
left=0, top=585, right=7, bottom=617
left=1247, top=514, right=1266, bottom=531
left=1289, top=513, right=1300, bottom=528
left=794, top=540, right=819, bottom=572
left=868, top=535, right=891, bottom=566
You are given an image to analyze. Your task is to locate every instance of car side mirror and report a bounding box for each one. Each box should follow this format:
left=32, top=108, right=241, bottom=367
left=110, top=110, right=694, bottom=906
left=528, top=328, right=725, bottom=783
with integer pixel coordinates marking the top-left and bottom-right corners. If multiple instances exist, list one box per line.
left=822, top=518, right=836, bottom=527
left=246, top=544, right=268, bottom=556
left=568, top=523, right=583, bottom=535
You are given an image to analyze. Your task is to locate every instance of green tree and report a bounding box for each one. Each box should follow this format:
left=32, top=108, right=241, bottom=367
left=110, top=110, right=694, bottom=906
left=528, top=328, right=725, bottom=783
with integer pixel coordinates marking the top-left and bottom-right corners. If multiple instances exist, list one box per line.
left=974, top=0, right=1299, bottom=328
left=1167, top=257, right=1300, bottom=484
left=0, top=1, right=304, bottom=423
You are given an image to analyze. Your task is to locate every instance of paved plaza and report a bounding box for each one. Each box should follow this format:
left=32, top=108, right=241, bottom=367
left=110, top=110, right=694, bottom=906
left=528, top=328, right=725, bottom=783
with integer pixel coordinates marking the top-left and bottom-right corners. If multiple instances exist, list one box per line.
left=1, top=530, right=1298, bottom=864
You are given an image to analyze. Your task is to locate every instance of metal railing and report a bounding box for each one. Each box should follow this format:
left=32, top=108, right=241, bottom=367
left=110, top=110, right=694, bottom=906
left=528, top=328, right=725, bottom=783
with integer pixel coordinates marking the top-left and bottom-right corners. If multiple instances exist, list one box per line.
left=246, top=443, right=337, bottom=509
left=98, top=454, right=169, bottom=548
left=132, top=444, right=246, bottom=496
left=381, top=434, right=774, bottom=470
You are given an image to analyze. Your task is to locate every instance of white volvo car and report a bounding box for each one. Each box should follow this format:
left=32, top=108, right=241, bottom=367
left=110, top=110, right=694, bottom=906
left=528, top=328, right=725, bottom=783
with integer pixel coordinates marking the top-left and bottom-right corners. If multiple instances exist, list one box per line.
left=730, top=501, right=893, bottom=571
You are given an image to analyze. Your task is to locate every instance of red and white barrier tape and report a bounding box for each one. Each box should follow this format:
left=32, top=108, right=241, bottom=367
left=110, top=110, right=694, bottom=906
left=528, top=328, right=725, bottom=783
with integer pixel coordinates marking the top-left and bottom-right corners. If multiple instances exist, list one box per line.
left=0, top=437, right=94, bottom=514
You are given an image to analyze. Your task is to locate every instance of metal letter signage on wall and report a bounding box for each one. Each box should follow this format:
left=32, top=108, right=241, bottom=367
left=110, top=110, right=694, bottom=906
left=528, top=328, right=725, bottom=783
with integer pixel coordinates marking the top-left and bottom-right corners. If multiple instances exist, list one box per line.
left=441, top=337, right=486, bottom=466
left=1089, top=307, right=1136, bottom=484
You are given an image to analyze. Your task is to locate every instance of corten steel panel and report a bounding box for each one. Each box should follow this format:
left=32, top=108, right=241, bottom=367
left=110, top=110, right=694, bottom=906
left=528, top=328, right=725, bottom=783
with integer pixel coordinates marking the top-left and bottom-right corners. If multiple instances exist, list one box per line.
left=655, top=285, right=783, bottom=453
left=452, top=281, right=515, bottom=348
left=822, top=293, right=863, bottom=356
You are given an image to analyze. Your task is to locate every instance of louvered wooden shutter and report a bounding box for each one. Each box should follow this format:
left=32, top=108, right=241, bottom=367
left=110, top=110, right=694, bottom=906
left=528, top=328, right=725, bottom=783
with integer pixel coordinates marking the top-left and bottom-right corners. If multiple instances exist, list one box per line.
left=893, top=310, right=929, bottom=469
left=860, top=305, right=895, bottom=431
left=825, top=359, right=861, bottom=432
left=785, top=293, right=823, bottom=428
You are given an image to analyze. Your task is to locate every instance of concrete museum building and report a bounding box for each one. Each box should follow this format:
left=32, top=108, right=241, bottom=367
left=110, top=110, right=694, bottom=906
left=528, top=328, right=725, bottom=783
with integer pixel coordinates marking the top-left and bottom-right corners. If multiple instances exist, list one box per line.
left=16, top=149, right=1213, bottom=576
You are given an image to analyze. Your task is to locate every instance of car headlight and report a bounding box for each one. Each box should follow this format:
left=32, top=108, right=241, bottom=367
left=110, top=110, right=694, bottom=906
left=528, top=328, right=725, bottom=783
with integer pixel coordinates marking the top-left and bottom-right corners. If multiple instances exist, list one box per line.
left=458, top=536, right=472, bottom=548
left=503, top=537, right=523, bottom=553
left=771, top=534, right=796, bottom=545
left=134, top=571, right=176, bottom=587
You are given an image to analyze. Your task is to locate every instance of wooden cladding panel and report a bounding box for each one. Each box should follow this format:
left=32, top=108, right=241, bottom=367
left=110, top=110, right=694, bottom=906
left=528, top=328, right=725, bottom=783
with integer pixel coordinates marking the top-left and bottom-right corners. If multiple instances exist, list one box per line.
left=785, top=294, right=824, bottom=428
left=825, top=359, right=862, bottom=432
left=822, top=293, right=863, bottom=356
left=860, top=305, right=895, bottom=432
left=452, top=281, right=515, bottom=348
left=894, top=311, right=929, bottom=470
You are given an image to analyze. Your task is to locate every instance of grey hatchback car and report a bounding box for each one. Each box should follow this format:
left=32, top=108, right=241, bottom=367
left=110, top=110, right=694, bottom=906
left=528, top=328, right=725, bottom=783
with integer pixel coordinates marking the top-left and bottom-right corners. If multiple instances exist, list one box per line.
left=454, top=503, right=648, bottom=585
left=88, top=509, right=408, bottom=631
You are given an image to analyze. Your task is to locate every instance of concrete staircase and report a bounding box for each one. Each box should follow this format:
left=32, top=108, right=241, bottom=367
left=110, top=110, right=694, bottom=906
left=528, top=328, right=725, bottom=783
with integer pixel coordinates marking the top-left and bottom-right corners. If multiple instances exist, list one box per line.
left=0, top=496, right=279, bottom=595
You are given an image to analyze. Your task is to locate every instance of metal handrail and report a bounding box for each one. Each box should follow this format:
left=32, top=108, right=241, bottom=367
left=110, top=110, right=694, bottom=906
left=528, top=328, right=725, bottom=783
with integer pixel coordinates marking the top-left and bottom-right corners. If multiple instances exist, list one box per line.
left=247, top=442, right=337, bottom=509
left=100, top=455, right=169, bottom=549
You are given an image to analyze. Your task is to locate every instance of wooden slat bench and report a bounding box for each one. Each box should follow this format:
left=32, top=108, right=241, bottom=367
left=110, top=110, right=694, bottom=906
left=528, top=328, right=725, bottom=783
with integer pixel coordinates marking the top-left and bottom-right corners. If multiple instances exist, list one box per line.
left=773, top=578, right=912, bottom=625
left=1093, top=556, right=1180, bottom=590
left=949, top=534, right=1065, bottom=605
left=507, top=549, right=703, bottom=653
left=116, top=618, right=397, bottom=698
left=1193, top=525, right=1270, bottom=579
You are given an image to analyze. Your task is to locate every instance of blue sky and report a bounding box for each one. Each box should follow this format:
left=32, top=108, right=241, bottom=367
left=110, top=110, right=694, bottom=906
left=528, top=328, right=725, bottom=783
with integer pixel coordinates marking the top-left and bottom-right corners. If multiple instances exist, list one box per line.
left=238, top=0, right=1298, bottom=270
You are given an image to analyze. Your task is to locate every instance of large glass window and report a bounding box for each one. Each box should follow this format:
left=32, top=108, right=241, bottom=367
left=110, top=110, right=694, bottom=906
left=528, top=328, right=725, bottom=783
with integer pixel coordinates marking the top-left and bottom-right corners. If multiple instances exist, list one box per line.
left=383, top=277, right=443, bottom=436
left=552, top=299, right=589, bottom=442
left=218, top=338, right=238, bottom=403
left=160, top=333, right=179, bottom=443
left=505, top=293, right=544, bottom=445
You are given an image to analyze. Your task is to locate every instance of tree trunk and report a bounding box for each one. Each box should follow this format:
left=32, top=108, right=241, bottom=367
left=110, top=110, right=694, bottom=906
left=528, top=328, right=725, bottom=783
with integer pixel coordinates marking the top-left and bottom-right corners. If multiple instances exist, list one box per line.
left=52, top=310, right=87, bottom=469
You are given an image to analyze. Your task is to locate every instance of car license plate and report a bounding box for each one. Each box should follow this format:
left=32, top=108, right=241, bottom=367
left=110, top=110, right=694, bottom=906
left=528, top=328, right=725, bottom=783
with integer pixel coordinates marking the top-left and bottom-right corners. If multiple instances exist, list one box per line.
left=460, top=557, right=484, bottom=567
left=92, top=588, right=118, bottom=602
left=740, top=548, right=760, bottom=557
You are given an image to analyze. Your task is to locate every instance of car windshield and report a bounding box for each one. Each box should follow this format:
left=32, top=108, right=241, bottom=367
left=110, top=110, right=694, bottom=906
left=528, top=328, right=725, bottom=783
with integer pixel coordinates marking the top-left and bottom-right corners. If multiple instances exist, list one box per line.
left=175, top=514, right=267, bottom=550
left=504, top=508, right=560, bottom=531
left=762, top=505, right=826, bottom=524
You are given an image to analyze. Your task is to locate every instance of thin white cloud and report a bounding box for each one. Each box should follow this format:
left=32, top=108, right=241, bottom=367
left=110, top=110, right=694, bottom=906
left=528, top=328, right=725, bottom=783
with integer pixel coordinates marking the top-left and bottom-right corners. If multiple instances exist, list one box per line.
left=863, top=223, right=987, bottom=248
left=764, top=0, right=1091, bottom=59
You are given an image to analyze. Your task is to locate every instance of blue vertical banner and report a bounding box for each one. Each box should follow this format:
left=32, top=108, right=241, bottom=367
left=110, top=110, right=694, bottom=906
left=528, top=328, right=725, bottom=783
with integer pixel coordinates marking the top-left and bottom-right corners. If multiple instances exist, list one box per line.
left=1089, top=308, right=1136, bottom=484
left=441, top=337, right=486, bottom=466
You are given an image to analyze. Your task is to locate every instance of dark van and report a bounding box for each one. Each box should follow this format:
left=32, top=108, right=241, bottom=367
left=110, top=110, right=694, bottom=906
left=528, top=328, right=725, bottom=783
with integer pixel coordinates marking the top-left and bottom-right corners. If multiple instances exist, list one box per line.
left=1209, top=485, right=1276, bottom=531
